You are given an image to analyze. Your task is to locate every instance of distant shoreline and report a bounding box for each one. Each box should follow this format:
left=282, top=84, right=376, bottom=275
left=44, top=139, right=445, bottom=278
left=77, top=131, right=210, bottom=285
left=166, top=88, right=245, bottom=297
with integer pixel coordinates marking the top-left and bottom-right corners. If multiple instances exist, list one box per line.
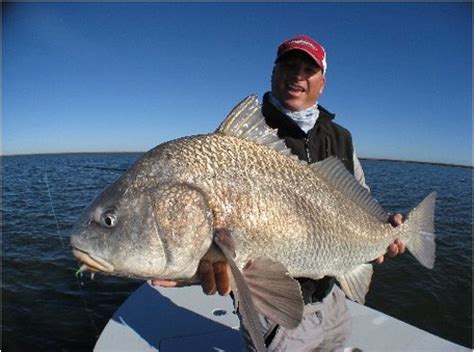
left=359, top=157, right=473, bottom=169
left=1, top=152, right=472, bottom=169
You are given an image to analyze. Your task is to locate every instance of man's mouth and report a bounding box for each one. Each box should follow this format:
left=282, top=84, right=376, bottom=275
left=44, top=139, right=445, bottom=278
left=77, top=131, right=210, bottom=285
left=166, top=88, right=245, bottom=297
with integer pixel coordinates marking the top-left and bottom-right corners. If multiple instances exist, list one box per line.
left=72, top=248, right=115, bottom=273
left=286, top=83, right=305, bottom=93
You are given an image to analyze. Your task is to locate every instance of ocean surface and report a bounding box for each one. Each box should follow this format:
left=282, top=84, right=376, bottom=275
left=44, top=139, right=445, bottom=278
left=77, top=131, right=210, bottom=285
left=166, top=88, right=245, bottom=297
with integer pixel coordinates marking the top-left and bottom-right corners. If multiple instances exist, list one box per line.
left=2, top=154, right=472, bottom=351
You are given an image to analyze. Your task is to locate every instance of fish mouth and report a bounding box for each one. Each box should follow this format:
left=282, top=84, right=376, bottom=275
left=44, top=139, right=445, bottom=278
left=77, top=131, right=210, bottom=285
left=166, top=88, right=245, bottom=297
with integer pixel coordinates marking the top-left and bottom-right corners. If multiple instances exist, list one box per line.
left=72, top=248, right=115, bottom=273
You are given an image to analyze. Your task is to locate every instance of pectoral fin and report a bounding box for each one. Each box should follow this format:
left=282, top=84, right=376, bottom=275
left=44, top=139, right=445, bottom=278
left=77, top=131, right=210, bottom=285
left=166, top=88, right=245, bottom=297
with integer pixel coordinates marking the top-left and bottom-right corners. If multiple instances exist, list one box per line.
left=214, top=230, right=266, bottom=351
left=336, top=264, right=373, bottom=304
left=213, top=230, right=305, bottom=351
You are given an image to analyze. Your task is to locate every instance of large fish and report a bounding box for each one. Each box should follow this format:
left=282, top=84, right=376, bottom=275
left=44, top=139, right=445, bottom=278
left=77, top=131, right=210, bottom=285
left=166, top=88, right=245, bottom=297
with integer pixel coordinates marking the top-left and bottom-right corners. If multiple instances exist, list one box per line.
left=71, top=96, right=436, bottom=350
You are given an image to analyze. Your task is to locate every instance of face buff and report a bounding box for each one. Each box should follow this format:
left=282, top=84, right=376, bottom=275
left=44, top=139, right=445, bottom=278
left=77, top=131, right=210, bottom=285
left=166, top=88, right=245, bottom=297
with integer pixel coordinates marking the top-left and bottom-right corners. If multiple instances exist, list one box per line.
left=268, top=93, right=320, bottom=134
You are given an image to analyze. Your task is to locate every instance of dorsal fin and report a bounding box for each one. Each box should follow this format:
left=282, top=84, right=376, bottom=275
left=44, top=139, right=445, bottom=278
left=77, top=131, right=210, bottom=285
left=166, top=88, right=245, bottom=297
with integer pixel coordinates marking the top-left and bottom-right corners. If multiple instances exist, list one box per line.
left=311, top=157, right=389, bottom=222
left=217, top=95, right=299, bottom=159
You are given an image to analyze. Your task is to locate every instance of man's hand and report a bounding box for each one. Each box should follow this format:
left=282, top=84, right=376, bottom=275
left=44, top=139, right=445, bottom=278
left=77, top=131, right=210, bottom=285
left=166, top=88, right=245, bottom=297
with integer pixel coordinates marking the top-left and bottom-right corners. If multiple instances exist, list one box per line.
left=151, top=259, right=232, bottom=296
left=374, top=213, right=406, bottom=264
left=151, top=279, right=178, bottom=287
left=197, top=260, right=232, bottom=295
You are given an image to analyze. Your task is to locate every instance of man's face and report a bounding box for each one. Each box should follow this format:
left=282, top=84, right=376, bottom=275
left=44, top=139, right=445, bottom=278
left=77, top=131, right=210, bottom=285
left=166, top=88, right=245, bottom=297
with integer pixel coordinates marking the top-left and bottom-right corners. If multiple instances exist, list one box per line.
left=271, top=51, right=326, bottom=111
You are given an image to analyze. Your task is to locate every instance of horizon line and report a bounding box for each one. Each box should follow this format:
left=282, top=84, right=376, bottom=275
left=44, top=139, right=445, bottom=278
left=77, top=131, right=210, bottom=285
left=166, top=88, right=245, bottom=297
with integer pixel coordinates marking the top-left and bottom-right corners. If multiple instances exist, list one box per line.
left=1, top=151, right=472, bottom=169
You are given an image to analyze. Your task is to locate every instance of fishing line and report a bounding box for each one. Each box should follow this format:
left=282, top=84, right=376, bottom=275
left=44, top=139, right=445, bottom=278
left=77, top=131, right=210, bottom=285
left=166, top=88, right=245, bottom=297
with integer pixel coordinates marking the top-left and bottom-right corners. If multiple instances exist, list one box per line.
left=44, top=171, right=101, bottom=337
left=44, top=172, right=65, bottom=248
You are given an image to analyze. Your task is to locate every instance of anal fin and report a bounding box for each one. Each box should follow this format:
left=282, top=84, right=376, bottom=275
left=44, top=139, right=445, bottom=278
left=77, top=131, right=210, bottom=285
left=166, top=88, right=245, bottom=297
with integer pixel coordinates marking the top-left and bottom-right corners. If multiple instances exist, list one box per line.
left=336, top=264, right=373, bottom=304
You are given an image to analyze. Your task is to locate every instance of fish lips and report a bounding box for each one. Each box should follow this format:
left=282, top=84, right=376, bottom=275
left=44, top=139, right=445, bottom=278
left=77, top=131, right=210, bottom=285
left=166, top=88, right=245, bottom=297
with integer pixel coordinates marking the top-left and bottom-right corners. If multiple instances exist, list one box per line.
left=72, top=248, right=115, bottom=273
left=69, top=206, right=116, bottom=273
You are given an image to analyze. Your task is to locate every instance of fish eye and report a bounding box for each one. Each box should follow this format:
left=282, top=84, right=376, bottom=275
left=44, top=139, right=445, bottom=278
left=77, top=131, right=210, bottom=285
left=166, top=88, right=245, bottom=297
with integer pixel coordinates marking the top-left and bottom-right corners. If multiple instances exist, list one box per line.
left=101, top=211, right=117, bottom=228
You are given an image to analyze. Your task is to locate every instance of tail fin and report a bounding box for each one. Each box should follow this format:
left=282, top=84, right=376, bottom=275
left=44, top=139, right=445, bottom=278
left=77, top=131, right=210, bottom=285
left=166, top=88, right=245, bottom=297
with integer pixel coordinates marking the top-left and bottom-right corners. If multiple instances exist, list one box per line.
left=403, top=192, right=437, bottom=269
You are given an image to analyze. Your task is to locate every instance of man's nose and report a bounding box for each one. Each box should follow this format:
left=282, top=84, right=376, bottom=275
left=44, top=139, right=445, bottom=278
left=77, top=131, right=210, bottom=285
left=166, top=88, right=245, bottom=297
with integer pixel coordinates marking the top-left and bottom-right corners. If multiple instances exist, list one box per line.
left=290, top=65, right=306, bottom=79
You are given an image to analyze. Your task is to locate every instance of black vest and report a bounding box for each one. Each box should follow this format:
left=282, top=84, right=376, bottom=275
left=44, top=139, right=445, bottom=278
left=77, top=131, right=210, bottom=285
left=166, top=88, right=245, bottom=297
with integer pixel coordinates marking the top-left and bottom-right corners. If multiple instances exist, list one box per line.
left=261, top=92, right=355, bottom=303
left=262, top=92, right=354, bottom=174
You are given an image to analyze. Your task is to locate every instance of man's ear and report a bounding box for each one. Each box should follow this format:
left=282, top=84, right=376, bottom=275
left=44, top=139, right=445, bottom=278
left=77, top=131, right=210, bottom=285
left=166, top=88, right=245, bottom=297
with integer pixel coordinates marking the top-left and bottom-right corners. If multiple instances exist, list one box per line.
left=319, top=77, right=326, bottom=95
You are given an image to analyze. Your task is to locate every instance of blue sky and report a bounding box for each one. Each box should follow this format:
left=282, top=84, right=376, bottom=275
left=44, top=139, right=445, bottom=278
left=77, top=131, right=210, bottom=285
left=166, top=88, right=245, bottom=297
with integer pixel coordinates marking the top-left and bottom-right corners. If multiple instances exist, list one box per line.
left=3, top=2, right=472, bottom=166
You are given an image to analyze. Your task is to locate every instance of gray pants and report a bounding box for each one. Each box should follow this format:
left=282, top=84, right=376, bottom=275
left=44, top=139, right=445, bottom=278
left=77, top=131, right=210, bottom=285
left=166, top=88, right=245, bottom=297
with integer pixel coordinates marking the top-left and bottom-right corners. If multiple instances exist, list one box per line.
left=240, top=285, right=351, bottom=351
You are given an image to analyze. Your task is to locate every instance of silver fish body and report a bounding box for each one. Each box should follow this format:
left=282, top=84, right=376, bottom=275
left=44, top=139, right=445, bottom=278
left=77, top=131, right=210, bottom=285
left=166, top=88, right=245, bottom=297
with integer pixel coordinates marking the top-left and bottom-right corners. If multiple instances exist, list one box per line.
left=71, top=96, right=436, bottom=321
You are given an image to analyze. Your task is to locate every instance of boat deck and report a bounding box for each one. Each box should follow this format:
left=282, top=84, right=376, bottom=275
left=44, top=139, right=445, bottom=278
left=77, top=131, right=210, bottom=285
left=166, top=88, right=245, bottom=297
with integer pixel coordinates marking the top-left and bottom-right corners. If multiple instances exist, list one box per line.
left=95, top=282, right=469, bottom=351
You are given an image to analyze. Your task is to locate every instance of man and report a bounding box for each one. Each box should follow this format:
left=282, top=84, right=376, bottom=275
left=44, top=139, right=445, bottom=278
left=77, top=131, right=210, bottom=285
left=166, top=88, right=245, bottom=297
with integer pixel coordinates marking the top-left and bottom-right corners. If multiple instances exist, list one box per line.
left=153, top=35, right=405, bottom=351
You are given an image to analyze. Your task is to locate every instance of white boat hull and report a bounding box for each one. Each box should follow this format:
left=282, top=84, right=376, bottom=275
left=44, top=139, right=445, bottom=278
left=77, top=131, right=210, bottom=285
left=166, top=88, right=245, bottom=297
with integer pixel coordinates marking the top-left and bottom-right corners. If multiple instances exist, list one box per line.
left=95, top=282, right=469, bottom=351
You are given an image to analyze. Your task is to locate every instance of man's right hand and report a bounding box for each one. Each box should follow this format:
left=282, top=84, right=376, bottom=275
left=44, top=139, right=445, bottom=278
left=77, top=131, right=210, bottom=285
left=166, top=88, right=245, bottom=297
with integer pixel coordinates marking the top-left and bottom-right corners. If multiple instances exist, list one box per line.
left=151, top=259, right=232, bottom=296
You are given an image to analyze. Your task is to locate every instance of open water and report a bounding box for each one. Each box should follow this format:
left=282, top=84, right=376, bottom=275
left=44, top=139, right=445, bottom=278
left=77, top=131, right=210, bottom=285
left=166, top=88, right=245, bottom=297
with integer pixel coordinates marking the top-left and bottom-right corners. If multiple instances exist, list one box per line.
left=2, top=154, right=472, bottom=351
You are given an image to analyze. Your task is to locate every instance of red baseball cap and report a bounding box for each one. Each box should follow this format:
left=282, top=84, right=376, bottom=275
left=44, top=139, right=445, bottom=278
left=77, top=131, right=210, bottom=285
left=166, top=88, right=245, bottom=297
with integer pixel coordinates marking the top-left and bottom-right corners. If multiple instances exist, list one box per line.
left=276, top=35, right=327, bottom=73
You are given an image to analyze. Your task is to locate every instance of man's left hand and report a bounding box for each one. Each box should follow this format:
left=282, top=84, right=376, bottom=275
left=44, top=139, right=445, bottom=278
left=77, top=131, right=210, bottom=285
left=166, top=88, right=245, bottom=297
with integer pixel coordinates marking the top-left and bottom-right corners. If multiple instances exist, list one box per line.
left=374, top=213, right=405, bottom=264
